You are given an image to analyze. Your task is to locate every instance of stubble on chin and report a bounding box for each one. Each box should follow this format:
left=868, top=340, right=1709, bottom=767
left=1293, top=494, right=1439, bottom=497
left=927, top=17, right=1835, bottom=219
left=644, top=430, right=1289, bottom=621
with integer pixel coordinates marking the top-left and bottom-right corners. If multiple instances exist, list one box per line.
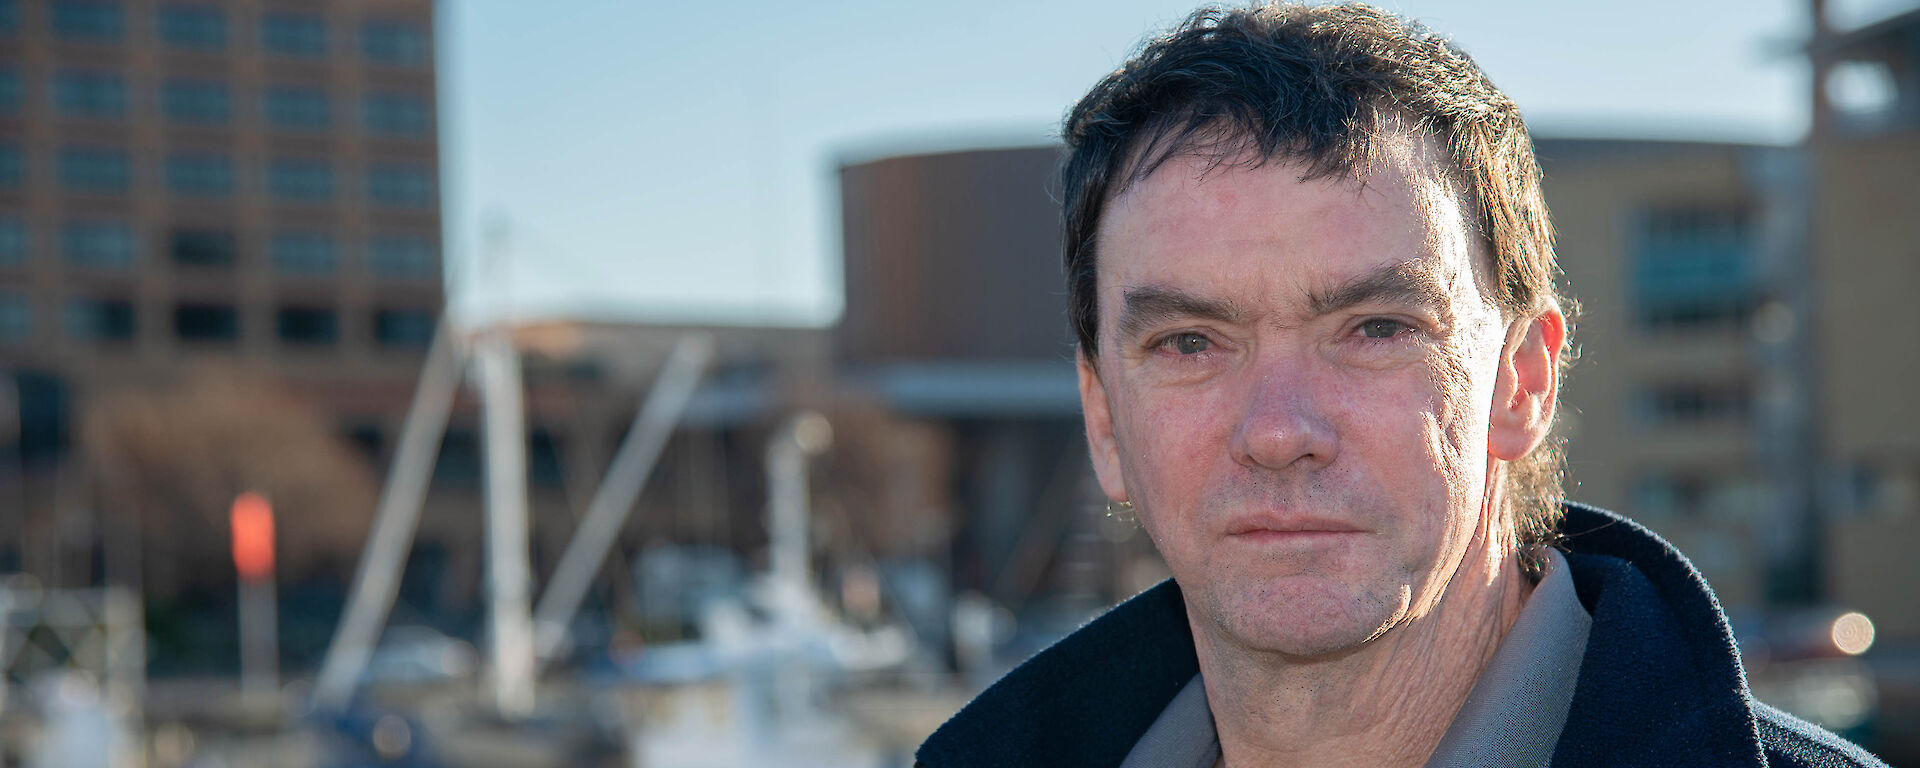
left=1185, top=546, right=1415, bottom=661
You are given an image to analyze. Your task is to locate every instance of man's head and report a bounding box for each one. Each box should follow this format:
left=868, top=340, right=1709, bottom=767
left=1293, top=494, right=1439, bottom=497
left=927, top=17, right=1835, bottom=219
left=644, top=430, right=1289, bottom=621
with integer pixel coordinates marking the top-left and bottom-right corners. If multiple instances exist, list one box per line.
left=1064, top=3, right=1571, bottom=656
left=1065, top=2, right=1571, bottom=574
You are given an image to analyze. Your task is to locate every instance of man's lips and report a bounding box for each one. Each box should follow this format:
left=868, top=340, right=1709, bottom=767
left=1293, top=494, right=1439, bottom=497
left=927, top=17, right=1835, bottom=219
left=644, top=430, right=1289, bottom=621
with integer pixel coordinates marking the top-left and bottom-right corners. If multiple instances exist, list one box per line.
left=1224, top=516, right=1367, bottom=536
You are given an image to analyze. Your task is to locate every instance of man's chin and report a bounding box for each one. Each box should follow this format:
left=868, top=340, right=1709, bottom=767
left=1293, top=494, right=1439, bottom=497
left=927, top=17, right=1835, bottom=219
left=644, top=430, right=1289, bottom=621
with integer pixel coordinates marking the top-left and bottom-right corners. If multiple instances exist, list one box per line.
left=1226, top=622, right=1391, bottom=661
left=1195, top=583, right=1404, bottom=661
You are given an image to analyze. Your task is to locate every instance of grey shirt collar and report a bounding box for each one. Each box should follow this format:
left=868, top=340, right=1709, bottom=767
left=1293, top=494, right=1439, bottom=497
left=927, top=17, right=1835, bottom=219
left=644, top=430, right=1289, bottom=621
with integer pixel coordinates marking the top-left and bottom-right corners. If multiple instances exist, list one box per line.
left=1118, top=670, right=1221, bottom=768
left=1119, top=549, right=1591, bottom=768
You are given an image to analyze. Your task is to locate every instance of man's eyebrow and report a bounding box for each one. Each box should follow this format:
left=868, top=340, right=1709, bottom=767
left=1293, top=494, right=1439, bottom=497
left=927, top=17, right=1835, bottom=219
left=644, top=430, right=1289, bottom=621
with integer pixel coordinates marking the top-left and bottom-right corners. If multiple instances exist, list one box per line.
left=1305, top=260, right=1454, bottom=318
left=1115, top=286, right=1244, bottom=340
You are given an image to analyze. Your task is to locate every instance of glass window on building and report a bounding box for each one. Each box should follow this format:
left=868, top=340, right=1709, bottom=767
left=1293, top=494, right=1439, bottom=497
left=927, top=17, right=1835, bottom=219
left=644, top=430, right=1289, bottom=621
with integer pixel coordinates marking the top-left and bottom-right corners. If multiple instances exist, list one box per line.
left=156, top=4, right=223, bottom=50
left=61, top=220, right=135, bottom=269
left=362, top=19, right=427, bottom=66
left=344, top=424, right=384, bottom=464
left=0, top=216, right=26, bottom=265
left=1631, top=470, right=1706, bottom=521
left=367, top=235, right=436, bottom=278
left=0, top=143, right=22, bottom=187
left=1634, top=381, right=1753, bottom=427
left=169, top=228, right=233, bottom=267
left=373, top=307, right=433, bottom=347
left=1633, top=205, right=1756, bottom=332
left=264, top=85, right=330, bottom=129
left=528, top=427, right=564, bottom=488
left=173, top=302, right=237, bottom=342
left=0, top=68, right=19, bottom=114
left=161, top=79, right=229, bottom=124
left=51, top=0, right=122, bottom=41
left=51, top=70, right=126, bottom=118
left=0, top=293, right=30, bottom=341
left=276, top=305, right=337, bottom=345
left=64, top=296, right=134, bottom=341
left=365, top=164, right=433, bottom=208
left=362, top=92, right=429, bottom=137
left=270, top=231, right=334, bottom=275
left=434, top=428, right=478, bottom=486
left=261, top=11, right=325, bottom=57
left=268, top=158, right=332, bottom=202
left=1631, top=469, right=1761, bottom=524
left=165, top=152, right=232, bottom=197
left=13, top=371, right=71, bottom=467
left=57, top=146, right=130, bottom=193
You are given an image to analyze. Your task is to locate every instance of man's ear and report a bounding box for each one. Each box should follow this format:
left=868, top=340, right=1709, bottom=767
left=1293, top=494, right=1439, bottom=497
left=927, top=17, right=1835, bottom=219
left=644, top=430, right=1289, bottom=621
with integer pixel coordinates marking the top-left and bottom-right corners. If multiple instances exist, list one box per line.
left=1078, top=350, right=1130, bottom=503
left=1489, top=306, right=1567, bottom=462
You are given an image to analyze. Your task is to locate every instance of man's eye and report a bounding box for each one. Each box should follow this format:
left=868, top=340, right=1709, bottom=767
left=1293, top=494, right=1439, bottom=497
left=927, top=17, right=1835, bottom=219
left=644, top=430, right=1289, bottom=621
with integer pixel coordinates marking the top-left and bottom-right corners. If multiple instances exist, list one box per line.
left=1360, top=319, right=1411, bottom=339
left=1165, top=332, right=1211, bottom=354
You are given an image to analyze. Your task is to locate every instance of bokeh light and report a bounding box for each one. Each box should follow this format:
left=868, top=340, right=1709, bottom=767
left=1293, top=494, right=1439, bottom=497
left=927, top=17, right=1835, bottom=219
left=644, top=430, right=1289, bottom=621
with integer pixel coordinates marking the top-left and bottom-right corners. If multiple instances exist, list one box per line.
left=1831, top=612, right=1875, bottom=656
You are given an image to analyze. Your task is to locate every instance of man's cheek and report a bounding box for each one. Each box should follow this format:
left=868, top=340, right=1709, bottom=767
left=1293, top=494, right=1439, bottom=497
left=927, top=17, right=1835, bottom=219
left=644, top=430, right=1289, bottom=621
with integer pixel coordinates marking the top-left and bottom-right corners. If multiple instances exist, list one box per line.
left=1122, top=387, right=1203, bottom=451
left=1147, top=408, right=1226, bottom=485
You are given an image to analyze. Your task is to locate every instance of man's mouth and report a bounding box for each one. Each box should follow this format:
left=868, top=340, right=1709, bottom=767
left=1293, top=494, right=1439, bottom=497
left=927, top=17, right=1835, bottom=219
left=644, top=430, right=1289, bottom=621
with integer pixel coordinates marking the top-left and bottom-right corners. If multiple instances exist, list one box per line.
left=1223, top=515, right=1367, bottom=537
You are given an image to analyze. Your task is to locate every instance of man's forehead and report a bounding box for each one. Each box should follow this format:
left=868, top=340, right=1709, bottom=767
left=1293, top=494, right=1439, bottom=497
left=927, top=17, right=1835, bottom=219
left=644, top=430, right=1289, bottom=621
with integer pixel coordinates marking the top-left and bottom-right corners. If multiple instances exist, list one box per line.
left=1107, top=119, right=1461, bottom=214
left=1103, top=155, right=1437, bottom=257
left=1096, top=131, right=1488, bottom=308
left=1098, top=136, right=1482, bottom=326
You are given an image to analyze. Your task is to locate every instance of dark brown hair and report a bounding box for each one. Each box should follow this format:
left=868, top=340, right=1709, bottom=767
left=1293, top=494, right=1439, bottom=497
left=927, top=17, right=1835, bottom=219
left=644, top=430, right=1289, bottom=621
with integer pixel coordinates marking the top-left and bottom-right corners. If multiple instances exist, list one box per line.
left=1061, top=2, right=1573, bottom=571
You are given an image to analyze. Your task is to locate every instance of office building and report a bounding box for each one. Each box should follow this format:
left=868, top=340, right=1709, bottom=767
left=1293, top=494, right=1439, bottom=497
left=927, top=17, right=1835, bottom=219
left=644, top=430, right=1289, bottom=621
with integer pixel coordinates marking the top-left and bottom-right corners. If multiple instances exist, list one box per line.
left=0, top=0, right=441, bottom=598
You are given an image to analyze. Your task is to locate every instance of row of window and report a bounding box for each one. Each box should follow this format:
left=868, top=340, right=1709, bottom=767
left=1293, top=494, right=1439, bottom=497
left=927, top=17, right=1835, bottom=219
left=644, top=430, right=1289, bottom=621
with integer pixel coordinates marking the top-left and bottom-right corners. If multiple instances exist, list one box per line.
left=1631, top=204, right=1758, bottom=333
left=1624, top=462, right=1918, bottom=538
left=1629, top=381, right=1753, bottom=429
left=0, top=217, right=437, bottom=278
left=0, top=293, right=436, bottom=348
left=1629, top=470, right=1763, bottom=525
left=0, top=70, right=432, bottom=137
left=427, top=428, right=567, bottom=489
left=0, top=0, right=428, bottom=66
left=0, top=144, right=436, bottom=207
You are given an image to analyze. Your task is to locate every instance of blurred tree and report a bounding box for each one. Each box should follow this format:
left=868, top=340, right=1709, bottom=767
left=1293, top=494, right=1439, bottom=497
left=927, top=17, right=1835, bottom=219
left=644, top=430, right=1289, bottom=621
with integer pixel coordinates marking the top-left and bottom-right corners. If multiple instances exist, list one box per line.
left=81, top=363, right=377, bottom=598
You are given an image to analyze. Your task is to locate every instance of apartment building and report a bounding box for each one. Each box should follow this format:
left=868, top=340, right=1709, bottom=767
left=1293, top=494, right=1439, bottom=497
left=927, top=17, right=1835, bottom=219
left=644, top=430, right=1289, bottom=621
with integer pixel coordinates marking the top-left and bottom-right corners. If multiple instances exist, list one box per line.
left=0, top=0, right=441, bottom=593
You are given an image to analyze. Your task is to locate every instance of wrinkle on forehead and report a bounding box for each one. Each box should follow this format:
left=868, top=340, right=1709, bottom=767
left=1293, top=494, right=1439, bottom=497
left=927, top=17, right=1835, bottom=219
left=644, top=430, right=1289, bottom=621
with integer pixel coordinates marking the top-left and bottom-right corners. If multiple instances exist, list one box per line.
left=1106, top=130, right=1495, bottom=313
left=1106, top=116, right=1493, bottom=304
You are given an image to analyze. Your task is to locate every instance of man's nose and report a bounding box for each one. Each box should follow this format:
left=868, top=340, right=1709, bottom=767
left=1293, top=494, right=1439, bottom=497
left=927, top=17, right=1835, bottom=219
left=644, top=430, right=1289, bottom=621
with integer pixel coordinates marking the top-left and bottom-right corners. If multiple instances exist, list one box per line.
left=1229, top=360, right=1338, bottom=472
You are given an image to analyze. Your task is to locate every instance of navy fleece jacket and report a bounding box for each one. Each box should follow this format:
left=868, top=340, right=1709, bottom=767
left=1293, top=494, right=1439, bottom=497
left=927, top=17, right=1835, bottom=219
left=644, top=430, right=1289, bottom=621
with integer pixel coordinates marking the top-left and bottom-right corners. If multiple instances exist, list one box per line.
left=916, top=504, right=1888, bottom=767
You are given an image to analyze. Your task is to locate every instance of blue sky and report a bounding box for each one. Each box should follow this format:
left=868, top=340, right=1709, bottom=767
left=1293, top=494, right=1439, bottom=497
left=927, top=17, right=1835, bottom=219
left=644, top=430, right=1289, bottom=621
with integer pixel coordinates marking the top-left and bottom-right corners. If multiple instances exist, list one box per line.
left=440, top=0, right=1911, bottom=330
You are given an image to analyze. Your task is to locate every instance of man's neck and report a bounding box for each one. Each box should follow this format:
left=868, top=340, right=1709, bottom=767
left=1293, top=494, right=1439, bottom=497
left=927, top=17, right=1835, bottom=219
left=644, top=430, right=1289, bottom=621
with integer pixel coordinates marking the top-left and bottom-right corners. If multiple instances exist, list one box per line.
left=1194, top=540, right=1533, bottom=768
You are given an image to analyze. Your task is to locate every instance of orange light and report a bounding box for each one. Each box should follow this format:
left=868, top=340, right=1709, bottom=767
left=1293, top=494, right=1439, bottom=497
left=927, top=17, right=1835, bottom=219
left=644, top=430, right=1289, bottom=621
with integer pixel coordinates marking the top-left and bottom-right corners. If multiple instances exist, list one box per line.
left=1831, top=612, right=1875, bottom=656
left=230, top=492, right=275, bottom=580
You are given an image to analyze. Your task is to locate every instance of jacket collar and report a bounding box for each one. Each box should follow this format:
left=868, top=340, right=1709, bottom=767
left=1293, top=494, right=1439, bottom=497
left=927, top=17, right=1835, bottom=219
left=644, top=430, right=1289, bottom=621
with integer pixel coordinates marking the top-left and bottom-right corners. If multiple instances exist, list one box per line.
left=1550, top=503, right=1766, bottom=767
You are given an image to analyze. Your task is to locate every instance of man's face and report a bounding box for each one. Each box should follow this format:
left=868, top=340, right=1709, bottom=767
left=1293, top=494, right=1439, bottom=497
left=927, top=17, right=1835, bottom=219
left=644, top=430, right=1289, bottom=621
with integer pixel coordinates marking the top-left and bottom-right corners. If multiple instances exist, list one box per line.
left=1080, top=138, right=1537, bottom=658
